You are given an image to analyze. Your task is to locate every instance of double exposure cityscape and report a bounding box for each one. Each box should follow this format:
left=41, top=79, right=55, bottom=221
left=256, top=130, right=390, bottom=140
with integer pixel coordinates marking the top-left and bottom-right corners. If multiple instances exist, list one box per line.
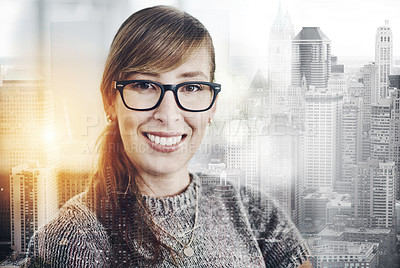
left=0, top=0, right=399, bottom=267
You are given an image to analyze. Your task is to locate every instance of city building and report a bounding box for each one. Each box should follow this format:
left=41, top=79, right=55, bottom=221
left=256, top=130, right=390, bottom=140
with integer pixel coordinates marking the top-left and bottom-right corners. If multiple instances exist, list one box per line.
left=331, top=56, right=344, bottom=74
left=361, top=63, right=378, bottom=131
left=328, top=72, right=347, bottom=94
left=352, top=159, right=397, bottom=228
left=246, top=69, right=269, bottom=118
left=375, top=20, right=393, bottom=98
left=396, top=201, right=400, bottom=233
left=318, top=226, right=395, bottom=255
left=309, top=240, right=379, bottom=268
left=303, top=87, right=343, bottom=190
left=259, top=113, right=301, bottom=222
left=292, top=27, right=331, bottom=89
left=0, top=70, right=57, bottom=246
left=337, top=97, right=363, bottom=193
left=58, top=140, right=93, bottom=209
left=370, top=98, right=392, bottom=161
left=326, top=195, right=352, bottom=225
left=267, top=3, right=294, bottom=114
left=301, top=189, right=349, bottom=233
left=388, top=86, right=400, bottom=199
left=225, top=117, right=260, bottom=200
left=10, top=162, right=58, bottom=255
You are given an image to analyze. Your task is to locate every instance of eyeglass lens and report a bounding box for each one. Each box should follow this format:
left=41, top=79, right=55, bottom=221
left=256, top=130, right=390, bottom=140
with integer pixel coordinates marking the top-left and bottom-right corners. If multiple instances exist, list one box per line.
left=122, top=81, right=214, bottom=110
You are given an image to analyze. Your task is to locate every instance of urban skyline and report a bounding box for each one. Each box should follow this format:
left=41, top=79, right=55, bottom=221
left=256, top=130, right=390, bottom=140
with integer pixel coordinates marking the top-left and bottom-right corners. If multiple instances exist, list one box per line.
left=0, top=0, right=400, bottom=267
left=1, top=0, right=400, bottom=59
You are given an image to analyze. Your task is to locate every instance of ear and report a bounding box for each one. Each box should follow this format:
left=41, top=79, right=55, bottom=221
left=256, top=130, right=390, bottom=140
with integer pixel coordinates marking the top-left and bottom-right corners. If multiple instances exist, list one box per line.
left=103, top=95, right=117, bottom=122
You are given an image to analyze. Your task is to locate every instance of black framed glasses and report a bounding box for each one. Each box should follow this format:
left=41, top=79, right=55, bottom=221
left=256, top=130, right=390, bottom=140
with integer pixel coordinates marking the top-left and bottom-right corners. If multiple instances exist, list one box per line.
left=113, top=80, right=221, bottom=112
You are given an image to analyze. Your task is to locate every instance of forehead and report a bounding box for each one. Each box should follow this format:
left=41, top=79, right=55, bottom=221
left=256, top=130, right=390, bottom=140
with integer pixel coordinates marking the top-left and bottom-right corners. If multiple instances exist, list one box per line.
left=127, top=47, right=211, bottom=80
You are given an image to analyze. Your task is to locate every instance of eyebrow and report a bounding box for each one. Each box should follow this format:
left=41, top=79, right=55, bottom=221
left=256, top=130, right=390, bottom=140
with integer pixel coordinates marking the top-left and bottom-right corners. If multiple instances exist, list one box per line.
left=178, top=71, right=208, bottom=79
left=129, top=71, right=208, bottom=80
left=131, top=72, right=160, bottom=78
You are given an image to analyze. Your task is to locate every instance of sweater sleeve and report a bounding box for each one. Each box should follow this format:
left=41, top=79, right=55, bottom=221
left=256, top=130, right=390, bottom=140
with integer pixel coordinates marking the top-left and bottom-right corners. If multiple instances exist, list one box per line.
left=26, top=195, right=111, bottom=268
left=239, top=187, right=310, bottom=268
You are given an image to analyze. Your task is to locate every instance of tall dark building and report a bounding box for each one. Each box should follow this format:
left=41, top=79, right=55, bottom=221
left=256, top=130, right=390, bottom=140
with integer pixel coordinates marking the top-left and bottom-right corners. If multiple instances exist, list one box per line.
left=292, top=27, right=331, bottom=89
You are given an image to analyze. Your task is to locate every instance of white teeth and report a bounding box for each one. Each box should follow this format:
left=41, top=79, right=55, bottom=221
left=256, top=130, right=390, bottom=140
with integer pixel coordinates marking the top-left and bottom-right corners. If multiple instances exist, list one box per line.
left=149, top=134, right=155, bottom=142
left=146, top=133, right=183, bottom=146
left=166, top=138, right=172, bottom=146
left=160, top=137, right=167, bottom=146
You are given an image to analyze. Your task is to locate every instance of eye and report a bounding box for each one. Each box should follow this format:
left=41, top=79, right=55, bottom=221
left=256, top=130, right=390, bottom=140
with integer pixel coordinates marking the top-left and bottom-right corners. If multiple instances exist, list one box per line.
left=132, top=81, right=156, bottom=90
left=181, top=84, right=202, bottom=93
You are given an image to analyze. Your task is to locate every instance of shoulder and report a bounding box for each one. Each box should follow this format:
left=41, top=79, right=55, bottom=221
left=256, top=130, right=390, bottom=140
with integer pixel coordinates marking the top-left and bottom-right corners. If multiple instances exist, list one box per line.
left=27, top=193, right=111, bottom=267
left=236, top=184, right=310, bottom=268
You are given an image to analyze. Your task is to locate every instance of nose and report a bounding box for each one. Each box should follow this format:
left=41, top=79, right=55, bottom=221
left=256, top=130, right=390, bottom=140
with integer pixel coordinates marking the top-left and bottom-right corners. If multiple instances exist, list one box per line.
left=153, top=91, right=183, bottom=124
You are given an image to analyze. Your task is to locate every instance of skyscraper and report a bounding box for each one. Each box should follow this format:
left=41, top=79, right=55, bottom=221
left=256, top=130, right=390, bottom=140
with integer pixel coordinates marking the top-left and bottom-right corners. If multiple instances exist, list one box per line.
left=370, top=99, right=392, bottom=161
left=337, top=97, right=363, bottom=193
left=375, top=20, right=393, bottom=98
left=0, top=70, right=57, bottom=245
left=292, top=27, right=331, bottom=89
left=268, top=4, right=294, bottom=114
left=352, top=159, right=396, bottom=228
left=361, top=62, right=378, bottom=131
left=10, top=162, right=58, bottom=254
left=259, top=114, right=301, bottom=221
left=388, top=87, right=400, bottom=199
left=303, top=88, right=343, bottom=190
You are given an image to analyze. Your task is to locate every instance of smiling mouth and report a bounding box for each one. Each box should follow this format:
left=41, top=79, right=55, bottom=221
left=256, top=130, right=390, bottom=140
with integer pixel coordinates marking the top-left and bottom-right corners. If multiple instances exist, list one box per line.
left=143, top=132, right=187, bottom=146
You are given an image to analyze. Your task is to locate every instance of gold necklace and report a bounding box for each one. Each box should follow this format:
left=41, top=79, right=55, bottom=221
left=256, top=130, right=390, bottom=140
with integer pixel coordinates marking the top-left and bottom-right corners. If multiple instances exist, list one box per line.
left=139, top=184, right=199, bottom=257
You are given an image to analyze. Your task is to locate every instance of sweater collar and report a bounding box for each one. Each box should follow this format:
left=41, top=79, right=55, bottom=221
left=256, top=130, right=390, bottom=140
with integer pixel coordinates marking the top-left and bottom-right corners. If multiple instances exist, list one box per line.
left=140, top=173, right=199, bottom=217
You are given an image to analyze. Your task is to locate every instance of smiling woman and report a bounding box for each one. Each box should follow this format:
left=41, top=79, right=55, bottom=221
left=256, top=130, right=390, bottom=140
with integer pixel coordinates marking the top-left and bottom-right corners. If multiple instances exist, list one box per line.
left=26, top=5, right=310, bottom=268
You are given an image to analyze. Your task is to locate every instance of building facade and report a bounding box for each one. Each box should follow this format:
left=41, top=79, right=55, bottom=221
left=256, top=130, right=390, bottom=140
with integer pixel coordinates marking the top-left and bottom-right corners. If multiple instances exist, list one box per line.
left=10, top=162, right=58, bottom=254
left=375, top=20, right=393, bottom=98
left=292, top=27, right=331, bottom=89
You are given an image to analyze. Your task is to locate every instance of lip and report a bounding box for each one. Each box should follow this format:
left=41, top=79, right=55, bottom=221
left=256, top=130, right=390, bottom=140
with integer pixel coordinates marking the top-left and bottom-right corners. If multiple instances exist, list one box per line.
left=142, top=131, right=187, bottom=153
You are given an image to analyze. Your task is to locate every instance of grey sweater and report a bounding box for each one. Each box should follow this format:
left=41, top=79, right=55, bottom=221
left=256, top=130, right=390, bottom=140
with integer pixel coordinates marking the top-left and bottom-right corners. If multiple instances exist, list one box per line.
left=27, top=175, right=309, bottom=267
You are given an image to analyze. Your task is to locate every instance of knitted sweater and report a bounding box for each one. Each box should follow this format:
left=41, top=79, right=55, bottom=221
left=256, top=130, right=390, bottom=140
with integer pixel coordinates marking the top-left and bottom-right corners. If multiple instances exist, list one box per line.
left=27, top=175, right=309, bottom=267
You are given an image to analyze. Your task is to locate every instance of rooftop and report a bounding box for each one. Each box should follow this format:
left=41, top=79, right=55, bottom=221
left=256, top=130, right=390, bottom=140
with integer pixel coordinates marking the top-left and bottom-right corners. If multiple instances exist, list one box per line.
left=319, top=226, right=392, bottom=237
left=294, top=27, right=330, bottom=41
left=249, top=69, right=268, bottom=89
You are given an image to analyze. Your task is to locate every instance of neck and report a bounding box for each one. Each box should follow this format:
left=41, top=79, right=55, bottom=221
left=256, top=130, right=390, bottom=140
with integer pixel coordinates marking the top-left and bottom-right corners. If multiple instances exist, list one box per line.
left=136, top=169, right=191, bottom=198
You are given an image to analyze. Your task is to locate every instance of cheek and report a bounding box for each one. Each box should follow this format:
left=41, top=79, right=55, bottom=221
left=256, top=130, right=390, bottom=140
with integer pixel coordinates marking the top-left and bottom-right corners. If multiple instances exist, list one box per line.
left=186, top=113, right=209, bottom=138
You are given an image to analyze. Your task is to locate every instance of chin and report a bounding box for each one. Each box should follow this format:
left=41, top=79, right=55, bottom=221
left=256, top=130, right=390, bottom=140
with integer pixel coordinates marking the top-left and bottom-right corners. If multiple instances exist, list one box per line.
left=138, top=155, right=188, bottom=177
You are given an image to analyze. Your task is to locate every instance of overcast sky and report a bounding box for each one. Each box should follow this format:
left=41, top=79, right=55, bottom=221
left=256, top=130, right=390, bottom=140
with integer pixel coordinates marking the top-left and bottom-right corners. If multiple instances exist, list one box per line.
left=0, top=0, right=399, bottom=59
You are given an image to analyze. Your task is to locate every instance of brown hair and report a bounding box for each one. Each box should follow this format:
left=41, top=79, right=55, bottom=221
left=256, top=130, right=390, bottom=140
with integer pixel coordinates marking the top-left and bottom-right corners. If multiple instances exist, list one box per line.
left=89, top=5, right=215, bottom=263
left=93, top=5, right=215, bottom=197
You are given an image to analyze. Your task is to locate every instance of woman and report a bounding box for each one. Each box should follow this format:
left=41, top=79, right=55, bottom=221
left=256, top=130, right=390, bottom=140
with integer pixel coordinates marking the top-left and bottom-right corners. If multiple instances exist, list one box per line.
left=28, top=5, right=310, bottom=267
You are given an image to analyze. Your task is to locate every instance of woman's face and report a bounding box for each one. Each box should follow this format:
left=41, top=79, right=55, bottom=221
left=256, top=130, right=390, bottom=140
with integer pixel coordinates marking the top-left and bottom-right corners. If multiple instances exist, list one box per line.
left=111, top=47, right=216, bottom=179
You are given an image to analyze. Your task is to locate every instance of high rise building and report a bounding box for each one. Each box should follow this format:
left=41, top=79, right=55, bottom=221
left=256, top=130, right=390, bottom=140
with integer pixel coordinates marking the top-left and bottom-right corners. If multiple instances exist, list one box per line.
left=303, top=87, right=343, bottom=190
left=246, top=69, right=269, bottom=118
left=361, top=63, right=378, bottom=131
left=337, top=97, right=363, bottom=194
left=327, top=72, right=347, bottom=94
left=0, top=70, right=57, bottom=244
left=292, top=27, right=331, bottom=89
left=268, top=4, right=294, bottom=114
left=10, top=162, right=58, bottom=254
left=370, top=99, right=392, bottom=161
left=352, top=159, right=397, bottom=228
left=388, top=87, right=400, bottom=199
left=259, top=114, right=301, bottom=222
left=330, top=56, right=344, bottom=74
left=375, top=20, right=393, bottom=98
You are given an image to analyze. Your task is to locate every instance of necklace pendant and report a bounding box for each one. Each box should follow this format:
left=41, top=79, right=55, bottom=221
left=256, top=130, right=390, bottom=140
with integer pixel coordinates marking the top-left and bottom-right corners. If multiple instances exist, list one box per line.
left=183, top=246, right=194, bottom=257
